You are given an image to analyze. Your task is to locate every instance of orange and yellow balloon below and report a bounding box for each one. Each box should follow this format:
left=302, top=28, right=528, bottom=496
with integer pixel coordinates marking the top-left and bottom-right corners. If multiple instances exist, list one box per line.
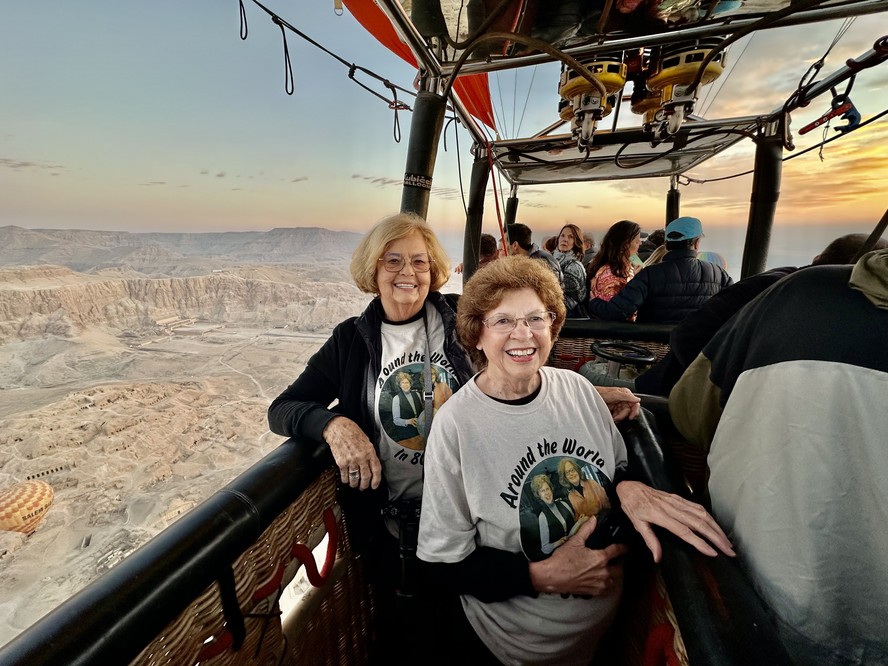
left=0, top=480, right=54, bottom=535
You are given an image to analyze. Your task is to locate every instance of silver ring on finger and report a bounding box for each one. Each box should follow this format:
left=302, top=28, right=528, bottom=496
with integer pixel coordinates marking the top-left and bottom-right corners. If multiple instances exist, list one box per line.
left=348, top=469, right=360, bottom=479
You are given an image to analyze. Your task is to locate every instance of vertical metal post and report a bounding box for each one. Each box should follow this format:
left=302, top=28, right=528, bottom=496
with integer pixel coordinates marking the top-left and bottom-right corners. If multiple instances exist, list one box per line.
left=504, top=184, right=519, bottom=228
left=666, top=174, right=680, bottom=225
left=400, top=90, right=447, bottom=218
left=503, top=185, right=520, bottom=256
left=741, top=122, right=783, bottom=279
left=462, top=147, right=490, bottom=283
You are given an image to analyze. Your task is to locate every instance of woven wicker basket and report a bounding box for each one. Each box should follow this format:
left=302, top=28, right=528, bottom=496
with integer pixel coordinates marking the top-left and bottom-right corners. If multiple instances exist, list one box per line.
left=130, top=467, right=374, bottom=666
left=594, top=563, right=690, bottom=666
left=549, top=337, right=671, bottom=371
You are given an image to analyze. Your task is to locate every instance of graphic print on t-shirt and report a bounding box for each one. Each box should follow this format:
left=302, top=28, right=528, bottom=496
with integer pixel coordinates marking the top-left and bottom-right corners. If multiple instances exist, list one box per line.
left=517, top=455, right=613, bottom=562
left=378, top=362, right=456, bottom=451
left=379, top=363, right=424, bottom=450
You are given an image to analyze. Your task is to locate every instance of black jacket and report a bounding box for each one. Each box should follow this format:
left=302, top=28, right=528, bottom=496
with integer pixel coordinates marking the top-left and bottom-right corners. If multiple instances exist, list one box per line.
left=268, top=291, right=473, bottom=442
left=635, top=266, right=795, bottom=395
left=587, top=248, right=733, bottom=324
left=669, top=266, right=795, bottom=368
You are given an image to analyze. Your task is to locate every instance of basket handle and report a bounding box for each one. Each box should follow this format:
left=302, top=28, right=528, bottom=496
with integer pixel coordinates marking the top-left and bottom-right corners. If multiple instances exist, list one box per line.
left=290, top=507, right=339, bottom=587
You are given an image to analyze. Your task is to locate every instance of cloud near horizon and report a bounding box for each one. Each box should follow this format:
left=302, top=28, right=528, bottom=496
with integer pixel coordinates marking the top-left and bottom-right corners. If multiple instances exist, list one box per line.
left=351, top=173, right=401, bottom=188
left=1, top=157, right=65, bottom=172
left=348, top=172, right=472, bottom=204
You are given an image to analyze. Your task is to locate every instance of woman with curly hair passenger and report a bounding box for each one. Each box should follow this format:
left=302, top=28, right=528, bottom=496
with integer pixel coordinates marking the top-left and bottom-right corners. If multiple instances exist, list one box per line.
left=417, top=255, right=735, bottom=665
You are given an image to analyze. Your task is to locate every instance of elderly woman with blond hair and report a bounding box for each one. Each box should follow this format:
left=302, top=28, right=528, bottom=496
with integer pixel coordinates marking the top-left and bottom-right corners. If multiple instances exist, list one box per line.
left=268, top=212, right=474, bottom=656
left=417, top=255, right=734, bottom=665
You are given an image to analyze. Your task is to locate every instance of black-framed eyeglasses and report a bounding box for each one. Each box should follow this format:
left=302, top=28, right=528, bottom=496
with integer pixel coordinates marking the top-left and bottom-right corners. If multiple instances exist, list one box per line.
left=378, top=253, right=433, bottom=273
left=482, top=311, right=556, bottom=332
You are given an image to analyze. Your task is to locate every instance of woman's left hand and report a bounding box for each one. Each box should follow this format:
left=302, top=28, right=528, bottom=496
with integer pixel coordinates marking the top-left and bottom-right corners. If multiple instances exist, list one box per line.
left=616, top=480, right=736, bottom=563
left=528, top=517, right=628, bottom=597
left=595, top=386, right=641, bottom=422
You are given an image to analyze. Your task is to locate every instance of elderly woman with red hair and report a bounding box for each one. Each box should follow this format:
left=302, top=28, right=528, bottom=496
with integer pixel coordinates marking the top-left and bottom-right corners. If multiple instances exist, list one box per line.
left=418, top=255, right=734, bottom=664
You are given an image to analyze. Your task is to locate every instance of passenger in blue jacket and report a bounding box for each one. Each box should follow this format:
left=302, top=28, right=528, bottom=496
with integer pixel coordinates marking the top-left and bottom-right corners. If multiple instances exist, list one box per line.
left=587, top=216, right=733, bottom=324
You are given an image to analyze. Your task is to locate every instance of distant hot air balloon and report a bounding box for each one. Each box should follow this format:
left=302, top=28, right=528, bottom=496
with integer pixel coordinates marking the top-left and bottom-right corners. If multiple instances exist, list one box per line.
left=0, top=480, right=54, bottom=535
left=698, top=251, right=729, bottom=270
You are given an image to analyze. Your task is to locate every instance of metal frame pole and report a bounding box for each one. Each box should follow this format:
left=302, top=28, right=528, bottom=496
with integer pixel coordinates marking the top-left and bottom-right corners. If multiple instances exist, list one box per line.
left=666, top=174, right=681, bottom=225
left=504, top=184, right=519, bottom=228
left=400, top=89, right=447, bottom=218
left=462, top=147, right=490, bottom=283
left=741, top=120, right=783, bottom=278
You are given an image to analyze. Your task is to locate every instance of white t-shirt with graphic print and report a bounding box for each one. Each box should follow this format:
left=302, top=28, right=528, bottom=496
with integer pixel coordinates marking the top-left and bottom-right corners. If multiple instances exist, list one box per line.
left=418, top=366, right=628, bottom=666
left=375, top=304, right=459, bottom=506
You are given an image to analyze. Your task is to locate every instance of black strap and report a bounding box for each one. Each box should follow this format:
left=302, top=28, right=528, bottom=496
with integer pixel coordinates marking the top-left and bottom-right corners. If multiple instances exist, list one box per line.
left=421, top=310, right=434, bottom=441
left=218, top=565, right=246, bottom=650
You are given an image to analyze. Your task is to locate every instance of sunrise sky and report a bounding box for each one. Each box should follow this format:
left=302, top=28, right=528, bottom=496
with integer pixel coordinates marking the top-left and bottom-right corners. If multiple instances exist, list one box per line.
left=3, top=1, right=887, bottom=243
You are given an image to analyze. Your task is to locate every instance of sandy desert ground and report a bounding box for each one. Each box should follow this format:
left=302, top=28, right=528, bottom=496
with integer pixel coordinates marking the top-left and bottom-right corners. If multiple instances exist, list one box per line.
left=0, top=232, right=388, bottom=645
left=0, top=325, right=346, bottom=644
left=0, top=261, right=376, bottom=646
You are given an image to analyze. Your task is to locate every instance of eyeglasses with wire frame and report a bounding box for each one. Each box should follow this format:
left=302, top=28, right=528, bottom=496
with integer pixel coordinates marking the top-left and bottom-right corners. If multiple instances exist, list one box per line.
left=378, top=253, right=433, bottom=273
left=482, top=311, right=556, bottom=332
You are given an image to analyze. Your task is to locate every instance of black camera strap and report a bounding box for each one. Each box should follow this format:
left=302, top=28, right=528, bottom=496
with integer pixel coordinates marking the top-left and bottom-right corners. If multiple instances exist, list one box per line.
left=421, top=309, right=434, bottom=441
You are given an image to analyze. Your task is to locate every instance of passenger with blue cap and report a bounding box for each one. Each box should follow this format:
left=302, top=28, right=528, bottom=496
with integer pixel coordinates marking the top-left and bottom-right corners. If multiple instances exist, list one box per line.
left=663, top=215, right=704, bottom=243
left=587, top=215, right=732, bottom=324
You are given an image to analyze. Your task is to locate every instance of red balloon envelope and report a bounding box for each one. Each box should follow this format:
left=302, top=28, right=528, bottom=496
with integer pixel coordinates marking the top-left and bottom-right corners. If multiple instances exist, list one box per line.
left=0, top=480, right=54, bottom=535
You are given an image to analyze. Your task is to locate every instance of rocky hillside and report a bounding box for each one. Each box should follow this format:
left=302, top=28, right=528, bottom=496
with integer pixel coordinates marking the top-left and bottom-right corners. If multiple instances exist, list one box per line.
left=0, top=226, right=365, bottom=274
left=0, top=265, right=369, bottom=344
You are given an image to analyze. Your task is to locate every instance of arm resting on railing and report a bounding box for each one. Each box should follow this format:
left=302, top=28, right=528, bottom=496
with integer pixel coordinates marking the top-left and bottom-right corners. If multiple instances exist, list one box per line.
left=619, top=410, right=792, bottom=666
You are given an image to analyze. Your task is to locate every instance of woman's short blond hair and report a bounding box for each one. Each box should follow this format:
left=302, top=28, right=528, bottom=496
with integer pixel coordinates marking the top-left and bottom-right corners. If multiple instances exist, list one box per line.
left=350, top=213, right=451, bottom=294
left=531, top=473, right=553, bottom=498
left=457, top=255, right=566, bottom=368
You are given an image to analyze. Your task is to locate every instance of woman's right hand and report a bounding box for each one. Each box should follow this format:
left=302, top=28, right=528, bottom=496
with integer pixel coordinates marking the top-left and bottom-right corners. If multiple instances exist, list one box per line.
left=528, top=517, right=627, bottom=597
left=322, top=416, right=382, bottom=491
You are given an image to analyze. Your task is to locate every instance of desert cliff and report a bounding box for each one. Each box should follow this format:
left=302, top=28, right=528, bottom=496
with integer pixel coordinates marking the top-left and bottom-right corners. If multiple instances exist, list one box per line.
left=0, top=265, right=367, bottom=345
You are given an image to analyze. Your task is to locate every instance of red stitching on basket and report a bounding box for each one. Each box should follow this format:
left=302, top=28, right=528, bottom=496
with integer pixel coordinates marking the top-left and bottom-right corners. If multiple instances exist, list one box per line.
left=642, top=622, right=680, bottom=666
left=196, top=627, right=234, bottom=661
left=251, top=561, right=286, bottom=604
left=289, top=507, right=339, bottom=587
left=553, top=354, right=597, bottom=372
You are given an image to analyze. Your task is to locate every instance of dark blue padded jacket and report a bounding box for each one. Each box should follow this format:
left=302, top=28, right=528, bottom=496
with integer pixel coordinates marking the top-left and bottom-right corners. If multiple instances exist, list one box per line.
left=588, top=248, right=733, bottom=323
